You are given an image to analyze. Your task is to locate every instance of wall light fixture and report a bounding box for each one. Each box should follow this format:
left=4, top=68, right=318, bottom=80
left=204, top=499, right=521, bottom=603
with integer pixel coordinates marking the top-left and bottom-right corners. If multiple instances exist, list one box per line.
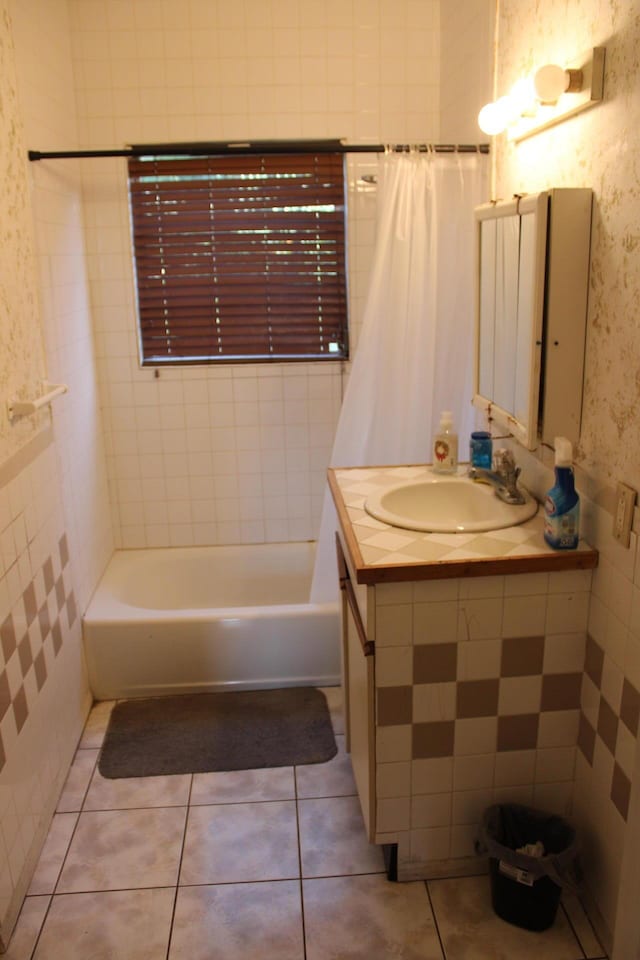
left=478, top=47, right=605, bottom=142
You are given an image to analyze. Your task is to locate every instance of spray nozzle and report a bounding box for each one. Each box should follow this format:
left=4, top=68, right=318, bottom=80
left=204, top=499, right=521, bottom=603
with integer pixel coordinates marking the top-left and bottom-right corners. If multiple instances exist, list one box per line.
left=554, top=436, right=573, bottom=467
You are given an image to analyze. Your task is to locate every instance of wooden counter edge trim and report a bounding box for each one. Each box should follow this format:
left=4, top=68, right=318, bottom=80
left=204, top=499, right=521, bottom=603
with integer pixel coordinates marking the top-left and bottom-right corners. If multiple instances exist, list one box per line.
left=328, top=469, right=366, bottom=574
left=336, top=534, right=375, bottom=657
left=353, top=547, right=599, bottom=585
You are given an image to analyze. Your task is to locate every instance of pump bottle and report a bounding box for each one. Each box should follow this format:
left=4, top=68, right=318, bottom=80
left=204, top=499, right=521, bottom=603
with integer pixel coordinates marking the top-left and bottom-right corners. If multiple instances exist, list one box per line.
left=432, top=411, right=458, bottom=474
left=544, top=437, right=580, bottom=549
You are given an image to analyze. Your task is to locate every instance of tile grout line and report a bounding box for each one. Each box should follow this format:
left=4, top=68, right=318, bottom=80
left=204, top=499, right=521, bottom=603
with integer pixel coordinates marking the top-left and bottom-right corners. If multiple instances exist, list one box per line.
left=164, top=773, right=194, bottom=960
left=24, top=740, right=103, bottom=958
left=424, top=880, right=448, bottom=960
left=293, top=765, right=308, bottom=960
left=558, top=901, right=592, bottom=960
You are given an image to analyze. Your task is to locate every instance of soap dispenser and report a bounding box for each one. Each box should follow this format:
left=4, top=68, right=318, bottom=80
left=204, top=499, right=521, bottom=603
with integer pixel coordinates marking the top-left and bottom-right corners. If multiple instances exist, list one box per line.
left=432, top=411, right=458, bottom=474
left=544, top=437, right=580, bottom=549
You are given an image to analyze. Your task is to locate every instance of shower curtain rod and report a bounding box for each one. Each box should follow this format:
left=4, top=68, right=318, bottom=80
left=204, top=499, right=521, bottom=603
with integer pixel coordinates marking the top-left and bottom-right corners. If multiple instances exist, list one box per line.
left=27, top=139, right=489, bottom=161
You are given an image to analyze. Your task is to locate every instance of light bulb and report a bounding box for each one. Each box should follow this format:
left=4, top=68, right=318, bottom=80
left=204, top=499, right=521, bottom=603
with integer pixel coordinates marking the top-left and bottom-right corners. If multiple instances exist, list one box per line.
left=533, top=64, right=570, bottom=102
left=477, top=97, right=513, bottom=136
left=509, top=76, right=537, bottom=116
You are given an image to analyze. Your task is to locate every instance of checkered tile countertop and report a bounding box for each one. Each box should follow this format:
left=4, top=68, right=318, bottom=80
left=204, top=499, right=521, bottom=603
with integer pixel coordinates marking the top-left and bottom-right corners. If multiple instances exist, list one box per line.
left=329, top=465, right=598, bottom=584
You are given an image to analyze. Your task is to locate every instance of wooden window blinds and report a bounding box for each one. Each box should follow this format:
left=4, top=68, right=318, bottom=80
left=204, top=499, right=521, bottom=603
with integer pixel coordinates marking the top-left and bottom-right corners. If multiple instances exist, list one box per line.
left=128, top=152, right=349, bottom=364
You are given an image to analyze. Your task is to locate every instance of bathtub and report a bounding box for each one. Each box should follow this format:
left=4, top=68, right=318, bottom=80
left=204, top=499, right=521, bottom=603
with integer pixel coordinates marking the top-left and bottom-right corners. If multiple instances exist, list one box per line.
left=83, top=542, right=340, bottom=700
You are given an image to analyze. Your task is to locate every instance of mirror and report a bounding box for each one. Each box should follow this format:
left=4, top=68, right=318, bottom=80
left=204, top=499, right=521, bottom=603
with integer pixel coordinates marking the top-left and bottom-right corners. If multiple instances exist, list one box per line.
left=474, top=194, right=548, bottom=450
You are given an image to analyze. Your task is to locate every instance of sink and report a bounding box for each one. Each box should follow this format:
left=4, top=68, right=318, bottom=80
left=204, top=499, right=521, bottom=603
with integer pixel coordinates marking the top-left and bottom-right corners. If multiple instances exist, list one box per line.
left=364, top=474, right=538, bottom=533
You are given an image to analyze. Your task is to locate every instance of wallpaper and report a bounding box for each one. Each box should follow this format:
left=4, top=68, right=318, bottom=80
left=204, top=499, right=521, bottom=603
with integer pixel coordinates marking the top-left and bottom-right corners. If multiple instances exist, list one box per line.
left=0, top=1, right=46, bottom=464
left=494, top=0, right=640, bottom=491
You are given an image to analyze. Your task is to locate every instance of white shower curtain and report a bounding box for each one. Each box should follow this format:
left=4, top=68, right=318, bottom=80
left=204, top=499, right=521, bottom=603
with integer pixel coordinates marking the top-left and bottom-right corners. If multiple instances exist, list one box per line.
left=310, top=150, right=489, bottom=603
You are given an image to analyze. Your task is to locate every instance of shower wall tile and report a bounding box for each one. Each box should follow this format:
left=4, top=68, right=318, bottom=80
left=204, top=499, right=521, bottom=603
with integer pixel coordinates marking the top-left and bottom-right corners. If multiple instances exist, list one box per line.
left=2, top=0, right=113, bottom=943
left=0, top=437, right=89, bottom=940
left=67, top=0, right=442, bottom=548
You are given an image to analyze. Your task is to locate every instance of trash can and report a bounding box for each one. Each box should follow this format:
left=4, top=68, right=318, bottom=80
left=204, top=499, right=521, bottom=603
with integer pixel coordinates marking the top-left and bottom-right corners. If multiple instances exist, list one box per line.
left=476, top=803, right=580, bottom=932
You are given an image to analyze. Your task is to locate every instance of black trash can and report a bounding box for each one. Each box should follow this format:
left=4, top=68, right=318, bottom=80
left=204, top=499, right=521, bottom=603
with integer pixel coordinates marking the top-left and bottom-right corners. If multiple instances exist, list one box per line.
left=476, top=803, right=580, bottom=932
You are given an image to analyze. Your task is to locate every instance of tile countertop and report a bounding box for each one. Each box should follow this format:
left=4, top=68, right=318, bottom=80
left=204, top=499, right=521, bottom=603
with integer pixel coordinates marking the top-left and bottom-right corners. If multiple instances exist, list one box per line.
left=328, top=464, right=598, bottom=585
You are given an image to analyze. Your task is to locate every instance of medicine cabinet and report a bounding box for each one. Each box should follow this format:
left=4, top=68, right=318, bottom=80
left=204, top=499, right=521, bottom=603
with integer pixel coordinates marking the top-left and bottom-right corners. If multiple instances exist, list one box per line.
left=473, top=188, right=592, bottom=450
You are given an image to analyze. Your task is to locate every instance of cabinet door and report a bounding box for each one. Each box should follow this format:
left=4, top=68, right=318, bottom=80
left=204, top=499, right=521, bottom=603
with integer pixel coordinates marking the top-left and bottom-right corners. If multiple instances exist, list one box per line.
left=336, top=536, right=376, bottom=841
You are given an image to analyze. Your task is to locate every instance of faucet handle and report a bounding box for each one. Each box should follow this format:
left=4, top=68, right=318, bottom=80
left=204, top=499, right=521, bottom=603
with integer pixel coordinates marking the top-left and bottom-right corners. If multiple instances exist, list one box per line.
left=493, top=448, right=515, bottom=472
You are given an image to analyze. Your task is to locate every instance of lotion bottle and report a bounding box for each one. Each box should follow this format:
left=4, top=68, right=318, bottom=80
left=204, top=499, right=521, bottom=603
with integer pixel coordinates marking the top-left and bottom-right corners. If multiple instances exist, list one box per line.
left=544, top=437, right=580, bottom=549
left=432, top=411, right=458, bottom=474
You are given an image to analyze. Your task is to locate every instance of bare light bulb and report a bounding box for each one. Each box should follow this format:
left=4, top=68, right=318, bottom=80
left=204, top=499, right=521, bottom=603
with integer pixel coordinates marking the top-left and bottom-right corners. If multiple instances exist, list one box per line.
left=533, top=64, right=570, bottom=102
left=509, top=76, right=537, bottom=116
left=477, top=97, right=513, bottom=136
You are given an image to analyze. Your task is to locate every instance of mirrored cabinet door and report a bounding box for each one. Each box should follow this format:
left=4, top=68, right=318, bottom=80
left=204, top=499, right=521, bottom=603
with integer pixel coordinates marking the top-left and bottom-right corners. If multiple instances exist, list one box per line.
left=474, top=189, right=591, bottom=451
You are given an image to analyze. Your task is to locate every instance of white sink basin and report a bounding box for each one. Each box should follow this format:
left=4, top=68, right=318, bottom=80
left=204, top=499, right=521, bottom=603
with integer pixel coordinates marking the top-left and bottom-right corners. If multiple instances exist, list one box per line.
left=364, top=474, right=538, bottom=533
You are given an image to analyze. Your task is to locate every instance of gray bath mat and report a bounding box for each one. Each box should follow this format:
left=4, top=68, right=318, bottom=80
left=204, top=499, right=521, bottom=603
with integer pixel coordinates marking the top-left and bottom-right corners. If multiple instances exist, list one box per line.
left=98, top=686, right=337, bottom=779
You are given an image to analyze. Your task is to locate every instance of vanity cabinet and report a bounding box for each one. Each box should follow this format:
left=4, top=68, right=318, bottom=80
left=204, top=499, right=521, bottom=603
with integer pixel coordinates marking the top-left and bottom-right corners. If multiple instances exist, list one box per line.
left=330, top=465, right=598, bottom=882
left=337, top=535, right=376, bottom=840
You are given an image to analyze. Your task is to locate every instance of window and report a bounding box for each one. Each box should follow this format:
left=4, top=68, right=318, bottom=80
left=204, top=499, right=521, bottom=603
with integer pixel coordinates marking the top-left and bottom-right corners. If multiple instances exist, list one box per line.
left=128, top=151, right=349, bottom=364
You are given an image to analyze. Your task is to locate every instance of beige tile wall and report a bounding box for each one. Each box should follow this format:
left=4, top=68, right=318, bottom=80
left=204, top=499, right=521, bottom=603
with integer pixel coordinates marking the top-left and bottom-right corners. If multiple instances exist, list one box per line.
left=66, top=0, right=442, bottom=548
left=373, top=570, right=592, bottom=865
left=1, top=0, right=115, bottom=943
left=0, top=438, right=91, bottom=940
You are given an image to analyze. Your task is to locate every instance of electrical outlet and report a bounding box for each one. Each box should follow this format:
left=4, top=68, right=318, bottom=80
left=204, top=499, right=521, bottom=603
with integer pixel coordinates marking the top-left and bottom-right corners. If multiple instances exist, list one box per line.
left=612, top=482, right=637, bottom=547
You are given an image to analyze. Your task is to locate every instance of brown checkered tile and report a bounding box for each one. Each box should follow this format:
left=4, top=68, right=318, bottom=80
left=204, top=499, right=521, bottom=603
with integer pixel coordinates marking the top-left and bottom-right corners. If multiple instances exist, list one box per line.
left=413, top=721, right=455, bottom=758
left=501, top=636, right=544, bottom=677
left=0, top=539, right=71, bottom=743
left=457, top=679, right=499, bottom=718
left=578, top=635, right=638, bottom=824
left=38, top=603, right=51, bottom=640
left=13, top=686, right=28, bottom=733
left=55, top=576, right=65, bottom=610
left=577, top=712, right=596, bottom=765
left=597, top=696, right=619, bottom=755
left=66, top=592, right=77, bottom=628
left=611, top=762, right=631, bottom=821
left=52, top=619, right=63, bottom=655
left=497, top=714, right=539, bottom=751
left=18, top=635, right=33, bottom=677
left=34, top=649, right=47, bottom=691
left=23, top=583, right=38, bottom=626
left=413, top=644, right=457, bottom=684
left=0, top=670, right=11, bottom=722
left=43, top=557, right=55, bottom=594
left=378, top=686, right=413, bottom=726
left=585, top=634, right=604, bottom=687
left=59, top=534, right=69, bottom=568
left=1, top=614, right=16, bottom=662
left=541, top=673, right=582, bottom=711
left=620, top=679, right=640, bottom=736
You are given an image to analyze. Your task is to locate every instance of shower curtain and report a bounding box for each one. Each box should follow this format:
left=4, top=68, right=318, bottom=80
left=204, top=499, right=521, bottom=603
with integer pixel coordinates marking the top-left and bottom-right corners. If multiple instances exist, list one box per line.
left=310, top=149, right=489, bottom=603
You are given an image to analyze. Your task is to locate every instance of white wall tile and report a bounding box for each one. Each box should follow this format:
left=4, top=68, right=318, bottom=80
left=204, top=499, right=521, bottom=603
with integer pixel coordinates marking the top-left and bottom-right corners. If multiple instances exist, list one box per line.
left=453, top=754, right=495, bottom=791
left=411, top=757, right=454, bottom=796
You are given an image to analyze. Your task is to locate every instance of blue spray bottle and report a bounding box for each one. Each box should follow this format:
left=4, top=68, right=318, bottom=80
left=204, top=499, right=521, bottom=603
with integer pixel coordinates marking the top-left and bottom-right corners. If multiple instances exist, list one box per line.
left=544, top=437, right=580, bottom=550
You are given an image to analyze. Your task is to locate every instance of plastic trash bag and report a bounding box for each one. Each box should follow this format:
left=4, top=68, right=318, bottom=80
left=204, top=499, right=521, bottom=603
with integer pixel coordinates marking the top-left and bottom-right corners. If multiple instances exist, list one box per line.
left=476, top=803, right=581, bottom=892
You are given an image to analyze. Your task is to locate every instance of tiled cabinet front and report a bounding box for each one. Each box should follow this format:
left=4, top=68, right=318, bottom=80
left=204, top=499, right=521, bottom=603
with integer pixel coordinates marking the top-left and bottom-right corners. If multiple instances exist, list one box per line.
left=341, top=564, right=594, bottom=880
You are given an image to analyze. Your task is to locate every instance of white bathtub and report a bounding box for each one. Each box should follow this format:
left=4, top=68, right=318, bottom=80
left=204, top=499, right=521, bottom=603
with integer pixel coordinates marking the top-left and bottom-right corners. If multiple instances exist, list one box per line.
left=83, top=542, right=340, bottom=700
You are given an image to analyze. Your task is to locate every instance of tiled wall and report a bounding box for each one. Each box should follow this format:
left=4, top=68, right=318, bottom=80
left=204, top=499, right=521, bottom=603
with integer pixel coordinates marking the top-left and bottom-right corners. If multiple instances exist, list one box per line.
left=371, top=570, right=591, bottom=870
left=439, top=0, right=494, bottom=143
left=0, top=437, right=90, bottom=942
left=67, top=0, right=442, bottom=548
left=491, top=1, right=640, bottom=947
left=0, top=0, right=115, bottom=943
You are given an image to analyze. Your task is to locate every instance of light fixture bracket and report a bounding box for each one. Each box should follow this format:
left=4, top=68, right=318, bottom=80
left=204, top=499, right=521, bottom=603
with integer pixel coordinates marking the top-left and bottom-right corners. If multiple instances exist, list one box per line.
left=508, top=47, right=605, bottom=142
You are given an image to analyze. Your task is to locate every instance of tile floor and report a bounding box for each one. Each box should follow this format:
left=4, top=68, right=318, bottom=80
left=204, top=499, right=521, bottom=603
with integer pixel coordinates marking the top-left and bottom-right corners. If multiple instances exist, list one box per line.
left=6, top=690, right=606, bottom=960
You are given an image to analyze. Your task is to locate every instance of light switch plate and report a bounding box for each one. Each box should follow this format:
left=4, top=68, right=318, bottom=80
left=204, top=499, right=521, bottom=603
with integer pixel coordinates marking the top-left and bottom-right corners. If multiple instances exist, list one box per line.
left=613, top=482, right=636, bottom=547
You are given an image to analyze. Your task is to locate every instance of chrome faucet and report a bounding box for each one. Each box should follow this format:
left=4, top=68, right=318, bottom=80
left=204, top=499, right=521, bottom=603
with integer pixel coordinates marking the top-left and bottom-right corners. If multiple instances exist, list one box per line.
left=468, top=449, right=527, bottom=505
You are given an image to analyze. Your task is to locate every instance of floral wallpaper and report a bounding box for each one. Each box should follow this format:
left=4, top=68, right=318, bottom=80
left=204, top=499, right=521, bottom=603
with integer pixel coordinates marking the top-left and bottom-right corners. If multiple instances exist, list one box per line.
left=0, top=1, right=46, bottom=464
left=494, top=0, right=640, bottom=490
